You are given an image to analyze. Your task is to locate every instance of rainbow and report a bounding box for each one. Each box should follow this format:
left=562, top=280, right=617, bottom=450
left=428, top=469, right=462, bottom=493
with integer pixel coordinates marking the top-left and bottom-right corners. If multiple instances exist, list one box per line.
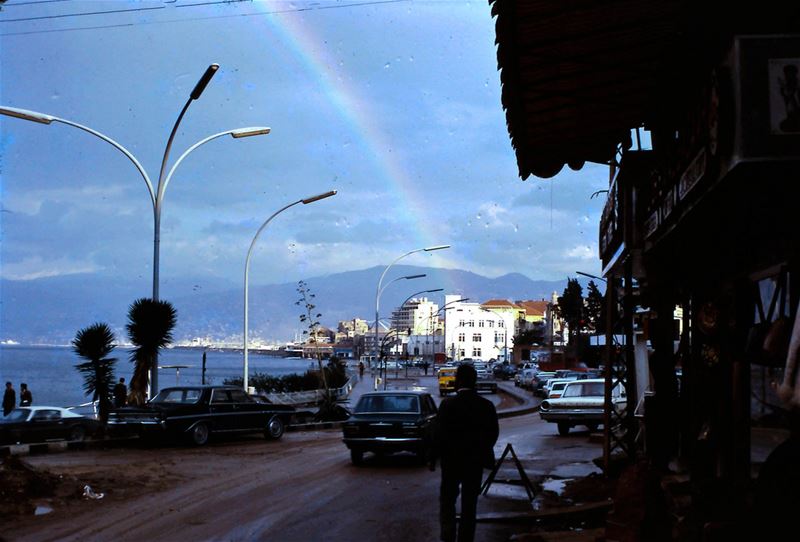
left=256, top=5, right=456, bottom=284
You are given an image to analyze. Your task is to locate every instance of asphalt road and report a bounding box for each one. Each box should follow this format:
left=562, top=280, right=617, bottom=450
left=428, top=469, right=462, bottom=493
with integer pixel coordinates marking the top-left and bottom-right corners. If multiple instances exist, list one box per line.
left=9, top=381, right=603, bottom=542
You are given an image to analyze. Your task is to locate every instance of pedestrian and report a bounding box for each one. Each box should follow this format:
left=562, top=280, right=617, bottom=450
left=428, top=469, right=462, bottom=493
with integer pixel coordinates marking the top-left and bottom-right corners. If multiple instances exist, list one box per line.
left=113, top=377, right=127, bottom=408
left=19, top=383, right=32, bottom=407
left=3, top=382, right=15, bottom=416
left=430, top=363, right=499, bottom=542
left=358, top=361, right=365, bottom=379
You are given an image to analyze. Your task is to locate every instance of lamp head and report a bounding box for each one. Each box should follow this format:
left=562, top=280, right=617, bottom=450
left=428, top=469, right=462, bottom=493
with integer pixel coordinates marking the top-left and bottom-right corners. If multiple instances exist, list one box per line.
left=230, top=127, right=271, bottom=138
left=0, top=106, right=54, bottom=125
left=302, top=190, right=337, bottom=204
left=424, top=244, right=450, bottom=252
left=190, top=64, right=220, bottom=100
left=404, top=274, right=426, bottom=280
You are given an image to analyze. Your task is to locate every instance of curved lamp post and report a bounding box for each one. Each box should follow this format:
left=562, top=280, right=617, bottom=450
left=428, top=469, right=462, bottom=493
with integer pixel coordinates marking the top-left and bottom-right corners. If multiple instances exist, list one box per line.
left=243, top=190, right=337, bottom=391
left=373, top=273, right=425, bottom=372
left=373, top=245, right=450, bottom=369
left=0, top=65, right=271, bottom=396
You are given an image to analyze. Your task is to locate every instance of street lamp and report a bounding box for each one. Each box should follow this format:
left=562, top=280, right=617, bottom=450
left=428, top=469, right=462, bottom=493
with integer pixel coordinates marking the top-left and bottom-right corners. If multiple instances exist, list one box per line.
left=373, top=274, right=426, bottom=371
left=243, top=190, right=337, bottom=392
left=576, top=271, right=607, bottom=283
left=0, top=64, right=271, bottom=396
left=373, top=245, right=450, bottom=370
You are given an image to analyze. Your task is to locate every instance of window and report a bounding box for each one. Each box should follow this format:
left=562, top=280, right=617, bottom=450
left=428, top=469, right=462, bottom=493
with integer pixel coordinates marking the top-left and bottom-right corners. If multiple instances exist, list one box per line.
left=472, top=333, right=481, bottom=342
left=488, top=321, right=494, bottom=328
left=467, top=320, right=475, bottom=327
left=498, top=321, right=504, bottom=328
left=459, top=319, right=465, bottom=328
left=355, top=394, right=420, bottom=413
left=211, top=389, right=232, bottom=403
left=495, top=332, right=504, bottom=343
left=472, top=348, right=482, bottom=358
left=458, top=333, right=465, bottom=342
left=478, top=320, right=485, bottom=328
left=459, top=349, right=465, bottom=358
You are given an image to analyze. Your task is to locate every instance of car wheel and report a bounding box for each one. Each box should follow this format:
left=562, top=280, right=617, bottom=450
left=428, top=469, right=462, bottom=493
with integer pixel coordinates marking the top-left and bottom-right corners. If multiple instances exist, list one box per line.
left=350, top=449, right=363, bottom=465
left=69, top=425, right=86, bottom=442
left=557, top=422, right=571, bottom=436
left=265, top=416, right=285, bottom=440
left=190, top=422, right=210, bottom=446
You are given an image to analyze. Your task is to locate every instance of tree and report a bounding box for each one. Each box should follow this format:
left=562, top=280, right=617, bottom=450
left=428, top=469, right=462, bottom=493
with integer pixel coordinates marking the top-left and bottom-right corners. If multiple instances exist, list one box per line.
left=295, top=280, right=342, bottom=421
left=557, top=278, right=586, bottom=343
left=126, top=298, right=177, bottom=406
left=72, top=323, right=117, bottom=423
left=585, top=280, right=605, bottom=333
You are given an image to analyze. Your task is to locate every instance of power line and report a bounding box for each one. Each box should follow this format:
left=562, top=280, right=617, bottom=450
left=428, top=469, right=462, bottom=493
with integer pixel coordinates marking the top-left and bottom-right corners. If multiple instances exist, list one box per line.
left=1, top=4, right=164, bottom=23
left=0, top=0, right=407, bottom=36
left=2, top=0, right=71, bottom=6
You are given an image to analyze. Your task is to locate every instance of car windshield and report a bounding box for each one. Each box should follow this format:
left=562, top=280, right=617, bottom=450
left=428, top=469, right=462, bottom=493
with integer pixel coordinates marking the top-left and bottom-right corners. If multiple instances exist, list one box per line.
left=355, top=395, right=420, bottom=414
left=2, top=408, right=31, bottom=422
left=152, top=388, right=202, bottom=404
left=563, top=382, right=605, bottom=397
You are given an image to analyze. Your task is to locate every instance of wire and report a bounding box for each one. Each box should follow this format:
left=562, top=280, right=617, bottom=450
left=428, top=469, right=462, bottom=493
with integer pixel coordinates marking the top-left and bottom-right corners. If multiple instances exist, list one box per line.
left=2, top=0, right=71, bottom=6
left=1, top=5, right=165, bottom=23
left=1, top=0, right=408, bottom=36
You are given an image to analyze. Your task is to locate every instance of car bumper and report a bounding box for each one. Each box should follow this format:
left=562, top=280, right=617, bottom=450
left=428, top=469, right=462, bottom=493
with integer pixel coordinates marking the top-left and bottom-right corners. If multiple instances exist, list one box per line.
left=539, top=409, right=604, bottom=424
left=343, top=436, right=424, bottom=452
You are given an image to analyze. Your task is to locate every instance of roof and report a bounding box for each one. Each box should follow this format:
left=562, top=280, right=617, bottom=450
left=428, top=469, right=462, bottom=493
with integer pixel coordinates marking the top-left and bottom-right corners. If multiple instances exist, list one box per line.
left=488, top=1, right=797, bottom=179
left=482, top=299, right=521, bottom=309
left=517, top=300, right=548, bottom=316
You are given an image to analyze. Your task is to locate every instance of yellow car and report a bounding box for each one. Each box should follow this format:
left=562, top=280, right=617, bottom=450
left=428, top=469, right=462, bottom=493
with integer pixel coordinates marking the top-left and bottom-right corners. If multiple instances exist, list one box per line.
left=437, top=367, right=457, bottom=397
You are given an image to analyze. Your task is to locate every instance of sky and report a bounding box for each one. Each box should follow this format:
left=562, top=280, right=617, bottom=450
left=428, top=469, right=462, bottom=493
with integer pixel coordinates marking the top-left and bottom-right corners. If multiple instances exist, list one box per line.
left=0, top=0, right=609, bottom=298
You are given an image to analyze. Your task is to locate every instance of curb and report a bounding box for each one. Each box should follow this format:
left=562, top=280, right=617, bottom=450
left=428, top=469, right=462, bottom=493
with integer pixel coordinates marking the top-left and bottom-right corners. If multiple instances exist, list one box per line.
left=286, top=421, right=345, bottom=432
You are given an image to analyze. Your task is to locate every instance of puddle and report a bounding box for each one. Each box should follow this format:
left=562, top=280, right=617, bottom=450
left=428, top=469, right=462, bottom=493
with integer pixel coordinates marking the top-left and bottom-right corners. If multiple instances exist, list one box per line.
left=483, top=482, right=536, bottom=502
left=550, top=462, right=601, bottom=478
left=34, top=505, right=53, bottom=516
left=541, top=477, right=572, bottom=496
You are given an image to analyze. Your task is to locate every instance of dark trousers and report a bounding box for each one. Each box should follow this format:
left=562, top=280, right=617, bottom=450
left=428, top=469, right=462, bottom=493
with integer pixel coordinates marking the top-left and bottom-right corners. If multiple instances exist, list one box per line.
left=440, top=463, right=483, bottom=542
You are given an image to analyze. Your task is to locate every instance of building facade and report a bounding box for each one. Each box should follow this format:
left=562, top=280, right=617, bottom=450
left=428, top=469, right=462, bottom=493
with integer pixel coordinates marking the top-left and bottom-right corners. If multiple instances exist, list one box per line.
left=442, top=295, right=515, bottom=362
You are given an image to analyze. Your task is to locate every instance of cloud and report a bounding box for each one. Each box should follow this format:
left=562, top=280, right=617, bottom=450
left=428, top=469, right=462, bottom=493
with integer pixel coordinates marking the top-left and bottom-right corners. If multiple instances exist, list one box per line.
left=1, top=256, right=102, bottom=281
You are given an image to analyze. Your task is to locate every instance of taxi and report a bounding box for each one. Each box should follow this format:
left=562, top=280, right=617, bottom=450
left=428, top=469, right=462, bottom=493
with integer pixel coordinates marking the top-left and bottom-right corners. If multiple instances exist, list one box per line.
left=437, top=366, right=457, bottom=396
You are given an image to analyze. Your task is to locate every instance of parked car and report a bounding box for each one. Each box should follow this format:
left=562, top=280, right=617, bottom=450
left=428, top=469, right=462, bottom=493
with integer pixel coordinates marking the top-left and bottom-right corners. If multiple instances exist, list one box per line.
left=493, top=363, right=516, bottom=380
left=541, top=376, right=581, bottom=397
left=107, top=385, right=296, bottom=446
left=539, top=379, right=627, bottom=435
left=515, top=368, right=537, bottom=389
left=0, top=406, right=100, bottom=445
left=341, top=390, right=437, bottom=465
left=547, top=380, right=571, bottom=399
left=531, top=371, right=556, bottom=394
left=438, top=367, right=457, bottom=396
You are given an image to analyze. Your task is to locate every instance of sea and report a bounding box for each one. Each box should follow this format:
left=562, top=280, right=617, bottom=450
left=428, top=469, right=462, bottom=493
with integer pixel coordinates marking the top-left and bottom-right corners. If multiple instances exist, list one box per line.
left=0, top=345, right=315, bottom=408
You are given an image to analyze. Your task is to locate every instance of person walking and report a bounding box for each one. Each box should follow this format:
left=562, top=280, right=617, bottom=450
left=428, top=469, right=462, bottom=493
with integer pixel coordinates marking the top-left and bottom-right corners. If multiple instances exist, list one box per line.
left=19, top=383, right=32, bottom=407
left=3, top=382, right=16, bottom=416
left=113, top=377, right=127, bottom=408
left=430, top=363, right=499, bottom=542
left=358, top=361, right=365, bottom=379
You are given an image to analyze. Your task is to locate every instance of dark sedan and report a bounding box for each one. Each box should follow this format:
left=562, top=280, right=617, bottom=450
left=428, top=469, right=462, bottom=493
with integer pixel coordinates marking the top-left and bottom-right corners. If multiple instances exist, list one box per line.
left=341, top=390, right=437, bottom=465
left=107, top=385, right=295, bottom=446
left=0, top=406, right=99, bottom=445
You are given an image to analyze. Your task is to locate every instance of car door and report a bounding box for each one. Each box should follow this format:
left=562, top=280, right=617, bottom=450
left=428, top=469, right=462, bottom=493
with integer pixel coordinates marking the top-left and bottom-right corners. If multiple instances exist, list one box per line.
left=209, top=389, right=237, bottom=431
left=228, top=388, right=262, bottom=430
left=30, top=409, right=62, bottom=442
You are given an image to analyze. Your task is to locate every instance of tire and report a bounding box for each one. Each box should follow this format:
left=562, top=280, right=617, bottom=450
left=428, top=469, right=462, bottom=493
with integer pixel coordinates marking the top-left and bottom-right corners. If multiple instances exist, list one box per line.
left=265, top=416, right=285, bottom=440
left=190, top=422, right=210, bottom=446
left=350, top=449, right=363, bottom=465
left=557, top=422, right=571, bottom=436
left=68, top=425, right=86, bottom=442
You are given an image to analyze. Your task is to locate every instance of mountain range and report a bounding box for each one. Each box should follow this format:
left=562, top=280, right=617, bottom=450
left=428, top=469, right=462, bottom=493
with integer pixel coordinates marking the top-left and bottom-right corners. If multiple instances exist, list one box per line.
left=0, top=266, right=570, bottom=345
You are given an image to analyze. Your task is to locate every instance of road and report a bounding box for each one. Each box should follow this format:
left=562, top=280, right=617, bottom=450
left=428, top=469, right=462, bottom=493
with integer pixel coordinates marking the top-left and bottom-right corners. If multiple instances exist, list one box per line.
left=8, top=379, right=604, bottom=542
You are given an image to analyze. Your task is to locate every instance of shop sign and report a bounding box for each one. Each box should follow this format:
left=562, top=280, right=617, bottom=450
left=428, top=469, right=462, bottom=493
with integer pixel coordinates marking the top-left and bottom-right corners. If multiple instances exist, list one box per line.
left=678, top=148, right=707, bottom=201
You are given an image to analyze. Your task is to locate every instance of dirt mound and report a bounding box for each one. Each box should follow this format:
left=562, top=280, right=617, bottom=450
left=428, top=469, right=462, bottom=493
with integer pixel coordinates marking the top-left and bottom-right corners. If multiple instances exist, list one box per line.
left=0, top=455, right=80, bottom=519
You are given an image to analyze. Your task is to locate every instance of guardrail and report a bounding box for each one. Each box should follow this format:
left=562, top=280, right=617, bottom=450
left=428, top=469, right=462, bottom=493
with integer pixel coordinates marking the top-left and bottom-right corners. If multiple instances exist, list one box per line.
left=264, top=375, right=357, bottom=406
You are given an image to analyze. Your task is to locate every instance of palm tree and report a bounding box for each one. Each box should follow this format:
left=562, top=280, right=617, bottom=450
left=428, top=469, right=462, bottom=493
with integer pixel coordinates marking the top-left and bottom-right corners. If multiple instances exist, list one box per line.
left=126, top=298, right=177, bottom=405
left=72, top=323, right=117, bottom=423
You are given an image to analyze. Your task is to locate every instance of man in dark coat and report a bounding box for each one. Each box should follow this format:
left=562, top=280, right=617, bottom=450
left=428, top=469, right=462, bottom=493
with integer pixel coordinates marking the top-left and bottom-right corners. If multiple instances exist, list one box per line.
left=3, top=382, right=16, bottom=416
left=431, top=364, right=499, bottom=542
left=113, top=377, right=127, bottom=408
left=19, top=383, right=32, bottom=407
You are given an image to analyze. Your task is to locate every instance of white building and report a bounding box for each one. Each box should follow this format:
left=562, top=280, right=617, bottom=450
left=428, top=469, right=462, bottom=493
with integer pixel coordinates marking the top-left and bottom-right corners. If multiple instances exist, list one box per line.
left=442, top=295, right=516, bottom=362
left=390, top=297, right=440, bottom=334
